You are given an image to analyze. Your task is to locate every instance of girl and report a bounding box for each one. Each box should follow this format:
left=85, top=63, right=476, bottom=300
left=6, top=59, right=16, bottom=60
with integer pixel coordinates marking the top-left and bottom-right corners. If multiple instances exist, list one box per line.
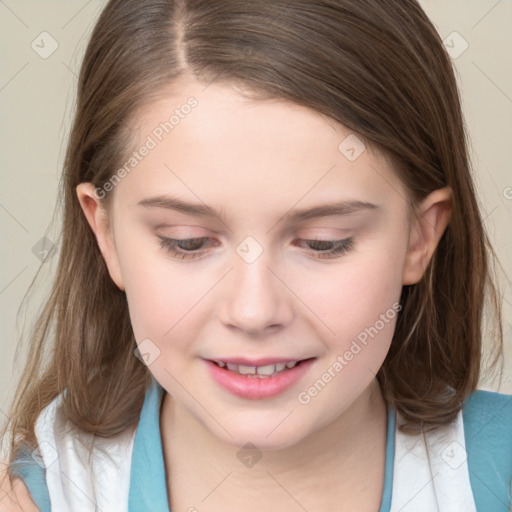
left=1, top=1, right=511, bottom=511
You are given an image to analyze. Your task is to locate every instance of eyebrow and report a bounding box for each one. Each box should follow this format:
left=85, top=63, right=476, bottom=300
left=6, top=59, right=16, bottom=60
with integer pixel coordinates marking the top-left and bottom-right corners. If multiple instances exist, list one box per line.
left=137, top=195, right=379, bottom=223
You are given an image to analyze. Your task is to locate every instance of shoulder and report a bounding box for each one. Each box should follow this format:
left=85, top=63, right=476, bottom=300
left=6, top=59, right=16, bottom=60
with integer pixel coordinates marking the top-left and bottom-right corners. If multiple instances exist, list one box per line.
left=462, top=387, right=512, bottom=460
left=461, top=388, right=512, bottom=512
left=463, top=387, right=512, bottom=411
left=0, top=466, right=40, bottom=512
left=462, top=387, right=512, bottom=437
left=0, top=447, right=50, bottom=512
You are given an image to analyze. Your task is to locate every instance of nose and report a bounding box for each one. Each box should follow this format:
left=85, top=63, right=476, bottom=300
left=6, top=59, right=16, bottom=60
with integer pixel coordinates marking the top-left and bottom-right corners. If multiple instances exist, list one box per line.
left=219, top=246, right=294, bottom=336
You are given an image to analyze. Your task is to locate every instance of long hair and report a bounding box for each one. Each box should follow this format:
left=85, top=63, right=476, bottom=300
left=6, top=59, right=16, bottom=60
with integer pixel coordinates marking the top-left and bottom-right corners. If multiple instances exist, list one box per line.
left=1, top=0, right=505, bottom=477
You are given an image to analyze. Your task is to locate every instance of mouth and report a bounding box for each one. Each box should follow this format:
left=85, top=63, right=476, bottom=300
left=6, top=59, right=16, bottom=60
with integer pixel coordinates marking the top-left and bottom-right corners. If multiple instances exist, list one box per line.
left=207, top=358, right=316, bottom=378
left=204, top=357, right=317, bottom=399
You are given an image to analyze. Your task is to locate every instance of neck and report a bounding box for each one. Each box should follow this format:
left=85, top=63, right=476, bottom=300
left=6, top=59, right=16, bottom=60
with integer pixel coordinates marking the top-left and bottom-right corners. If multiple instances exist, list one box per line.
left=160, top=378, right=388, bottom=512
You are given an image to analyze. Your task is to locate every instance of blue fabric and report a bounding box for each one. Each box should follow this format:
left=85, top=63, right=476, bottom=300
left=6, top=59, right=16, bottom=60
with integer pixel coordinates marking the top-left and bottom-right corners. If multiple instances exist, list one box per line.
left=379, top=404, right=396, bottom=512
left=10, top=380, right=512, bottom=512
left=128, top=376, right=396, bottom=512
left=128, top=376, right=171, bottom=511
left=462, top=389, right=512, bottom=512
left=9, top=447, right=51, bottom=512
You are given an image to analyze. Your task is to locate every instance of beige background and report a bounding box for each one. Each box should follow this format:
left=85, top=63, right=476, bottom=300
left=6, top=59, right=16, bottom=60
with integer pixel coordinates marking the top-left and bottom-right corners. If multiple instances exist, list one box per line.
left=1, top=0, right=511, bottom=422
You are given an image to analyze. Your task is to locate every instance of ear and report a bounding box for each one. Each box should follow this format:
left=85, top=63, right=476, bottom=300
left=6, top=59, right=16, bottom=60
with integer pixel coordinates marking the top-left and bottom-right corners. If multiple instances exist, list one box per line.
left=402, top=186, right=453, bottom=285
left=76, top=183, right=125, bottom=291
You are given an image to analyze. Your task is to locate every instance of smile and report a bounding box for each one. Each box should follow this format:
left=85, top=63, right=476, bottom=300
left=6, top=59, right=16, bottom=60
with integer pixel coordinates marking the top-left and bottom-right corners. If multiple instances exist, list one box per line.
left=211, top=360, right=300, bottom=377
left=205, top=358, right=316, bottom=399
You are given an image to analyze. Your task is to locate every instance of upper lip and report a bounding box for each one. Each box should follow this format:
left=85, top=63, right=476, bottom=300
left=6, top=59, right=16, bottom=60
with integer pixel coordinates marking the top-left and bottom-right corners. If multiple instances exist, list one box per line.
left=205, top=356, right=315, bottom=366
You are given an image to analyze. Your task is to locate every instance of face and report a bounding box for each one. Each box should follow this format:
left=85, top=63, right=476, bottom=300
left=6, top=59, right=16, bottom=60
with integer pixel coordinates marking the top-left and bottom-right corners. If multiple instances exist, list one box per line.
left=77, top=77, right=451, bottom=450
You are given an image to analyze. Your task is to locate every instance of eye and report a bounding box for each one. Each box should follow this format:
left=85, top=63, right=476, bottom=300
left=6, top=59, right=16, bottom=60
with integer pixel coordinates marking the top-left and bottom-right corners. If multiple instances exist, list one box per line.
left=296, top=238, right=355, bottom=259
left=158, top=236, right=214, bottom=260
left=158, top=236, right=354, bottom=261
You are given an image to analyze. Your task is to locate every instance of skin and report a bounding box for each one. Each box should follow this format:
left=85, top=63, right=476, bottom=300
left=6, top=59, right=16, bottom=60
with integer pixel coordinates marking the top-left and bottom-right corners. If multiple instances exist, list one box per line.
left=76, top=77, right=452, bottom=512
left=0, top=464, right=39, bottom=512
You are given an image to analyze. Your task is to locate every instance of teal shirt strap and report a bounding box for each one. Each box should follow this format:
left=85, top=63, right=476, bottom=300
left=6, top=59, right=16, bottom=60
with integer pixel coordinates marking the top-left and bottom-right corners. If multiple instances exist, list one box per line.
left=9, top=448, right=51, bottom=512
left=129, top=376, right=171, bottom=511
left=378, top=404, right=396, bottom=512
left=128, top=376, right=396, bottom=512
left=462, top=390, right=512, bottom=512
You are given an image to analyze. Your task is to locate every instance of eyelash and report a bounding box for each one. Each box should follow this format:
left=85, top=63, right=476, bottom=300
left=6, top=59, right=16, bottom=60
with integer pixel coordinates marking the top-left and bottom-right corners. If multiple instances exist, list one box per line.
left=157, top=236, right=355, bottom=261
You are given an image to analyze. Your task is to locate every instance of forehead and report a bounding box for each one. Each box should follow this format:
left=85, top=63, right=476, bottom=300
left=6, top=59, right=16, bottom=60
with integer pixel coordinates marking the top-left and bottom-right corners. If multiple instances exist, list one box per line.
left=114, top=79, right=407, bottom=219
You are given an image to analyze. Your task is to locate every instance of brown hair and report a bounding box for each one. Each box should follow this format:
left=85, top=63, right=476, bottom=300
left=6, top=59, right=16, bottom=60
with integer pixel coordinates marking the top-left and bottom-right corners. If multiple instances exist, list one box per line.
left=1, top=0, right=506, bottom=477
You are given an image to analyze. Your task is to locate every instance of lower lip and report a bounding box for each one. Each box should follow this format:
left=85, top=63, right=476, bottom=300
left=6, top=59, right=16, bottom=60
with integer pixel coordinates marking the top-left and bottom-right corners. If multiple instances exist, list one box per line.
left=204, top=358, right=316, bottom=399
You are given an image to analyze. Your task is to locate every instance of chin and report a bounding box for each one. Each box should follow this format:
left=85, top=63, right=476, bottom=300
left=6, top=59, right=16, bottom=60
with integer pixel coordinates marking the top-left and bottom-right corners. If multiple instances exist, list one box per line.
left=208, top=417, right=308, bottom=452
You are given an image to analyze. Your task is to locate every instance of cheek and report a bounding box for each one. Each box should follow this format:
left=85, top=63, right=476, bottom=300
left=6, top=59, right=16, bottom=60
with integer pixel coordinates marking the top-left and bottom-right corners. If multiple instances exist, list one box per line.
left=117, top=217, right=407, bottom=357
left=115, top=236, right=194, bottom=345
left=298, top=239, right=406, bottom=354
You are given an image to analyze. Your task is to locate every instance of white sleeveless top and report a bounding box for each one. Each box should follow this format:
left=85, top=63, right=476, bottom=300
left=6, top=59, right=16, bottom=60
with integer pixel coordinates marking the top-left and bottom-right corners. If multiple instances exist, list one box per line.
left=29, top=376, right=478, bottom=511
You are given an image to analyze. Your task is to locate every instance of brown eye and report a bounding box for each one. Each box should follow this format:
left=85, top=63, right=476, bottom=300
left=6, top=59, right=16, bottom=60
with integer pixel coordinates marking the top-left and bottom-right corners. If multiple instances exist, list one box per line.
left=157, top=236, right=213, bottom=260
left=296, top=238, right=355, bottom=259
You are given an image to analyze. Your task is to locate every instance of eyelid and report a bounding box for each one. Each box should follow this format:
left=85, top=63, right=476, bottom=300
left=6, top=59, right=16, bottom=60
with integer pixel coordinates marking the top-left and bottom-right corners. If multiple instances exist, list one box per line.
left=157, top=235, right=355, bottom=261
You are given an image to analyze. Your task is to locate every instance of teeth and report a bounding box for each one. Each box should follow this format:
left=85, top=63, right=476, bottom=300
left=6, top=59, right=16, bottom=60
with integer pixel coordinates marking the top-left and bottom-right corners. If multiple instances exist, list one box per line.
left=216, top=360, right=300, bottom=377
left=256, top=364, right=275, bottom=376
left=226, top=363, right=238, bottom=372
left=238, top=365, right=256, bottom=375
